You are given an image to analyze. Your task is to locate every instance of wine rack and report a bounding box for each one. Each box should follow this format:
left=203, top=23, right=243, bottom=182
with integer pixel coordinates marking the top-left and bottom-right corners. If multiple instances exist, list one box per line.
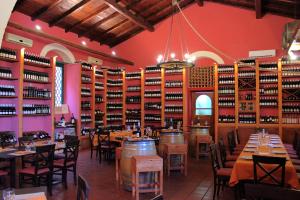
left=0, top=85, right=16, bottom=97
left=145, top=77, right=161, bottom=85
left=189, top=66, right=214, bottom=88
left=0, top=104, right=16, bottom=116
left=145, top=65, right=161, bottom=73
left=94, top=66, right=105, bottom=129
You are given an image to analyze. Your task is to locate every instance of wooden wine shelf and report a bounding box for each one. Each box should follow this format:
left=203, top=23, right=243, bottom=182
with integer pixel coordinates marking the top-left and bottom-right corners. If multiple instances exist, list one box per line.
left=0, top=57, right=18, bottom=63
left=24, top=61, right=51, bottom=69
left=23, top=79, right=51, bottom=84
left=0, top=114, right=17, bottom=117
left=0, top=96, right=18, bottom=98
left=23, top=114, right=51, bottom=117
left=0, top=77, right=18, bottom=81
left=23, top=97, right=51, bottom=100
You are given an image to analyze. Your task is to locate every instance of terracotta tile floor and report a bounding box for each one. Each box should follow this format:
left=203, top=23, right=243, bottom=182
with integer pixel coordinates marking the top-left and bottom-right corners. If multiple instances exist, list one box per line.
left=48, top=150, right=234, bottom=200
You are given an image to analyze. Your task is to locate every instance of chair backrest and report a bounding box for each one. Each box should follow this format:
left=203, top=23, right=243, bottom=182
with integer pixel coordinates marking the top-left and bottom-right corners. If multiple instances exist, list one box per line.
left=227, top=131, right=236, bottom=154
left=77, top=175, right=89, bottom=200
left=99, top=130, right=110, bottom=148
left=245, top=183, right=300, bottom=200
left=88, top=129, right=98, bottom=147
left=150, top=194, right=164, bottom=200
left=252, top=155, right=286, bottom=187
left=209, top=143, right=221, bottom=178
left=218, top=138, right=227, bottom=167
left=64, top=135, right=79, bottom=143
left=63, top=139, right=80, bottom=165
left=34, top=144, right=55, bottom=175
left=18, top=136, right=34, bottom=147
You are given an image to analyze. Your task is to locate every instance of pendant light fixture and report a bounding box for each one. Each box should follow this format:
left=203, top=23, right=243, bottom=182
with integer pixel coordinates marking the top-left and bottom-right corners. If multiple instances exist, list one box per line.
left=157, top=0, right=195, bottom=69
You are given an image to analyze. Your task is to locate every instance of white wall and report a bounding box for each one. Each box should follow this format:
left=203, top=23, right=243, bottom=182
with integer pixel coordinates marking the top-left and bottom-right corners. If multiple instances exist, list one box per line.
left=0, top=0, right=17, bottom=47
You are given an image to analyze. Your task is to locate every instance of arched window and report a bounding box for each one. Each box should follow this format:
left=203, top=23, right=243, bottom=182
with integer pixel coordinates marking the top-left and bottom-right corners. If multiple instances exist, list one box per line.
left=195, top=95, right=212, bottom=115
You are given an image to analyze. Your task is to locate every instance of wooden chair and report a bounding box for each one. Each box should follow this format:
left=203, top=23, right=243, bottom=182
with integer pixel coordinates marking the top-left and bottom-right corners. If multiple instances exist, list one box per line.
left=88, top=130, right=99, bottom=159
left=131, top=155, right=163, bottom=200
left=218, top=139, right=236, bottom=168
left=77, top=175, right=89, bottom=200
left=252, top=155, right=286, bottom=187
left=18, top=136, right=35, bottom=168
left=98, top=130, right=115, bottom=163
left=195, top=135, right=211, bottom=160
left=164, top=143, right=188, bottom=176
left=245, top=183, right=300, bottom=200
left=227, top=131, right=243, bottom=155
left=64, top=135, right=79, bottom=143
left=19, top=144, right=55, bottom=196
left=0, top=160, right=8, bottom=188
left=53, top=139, right=80, bottom=189
left=209, top=143, right=233, bottom=200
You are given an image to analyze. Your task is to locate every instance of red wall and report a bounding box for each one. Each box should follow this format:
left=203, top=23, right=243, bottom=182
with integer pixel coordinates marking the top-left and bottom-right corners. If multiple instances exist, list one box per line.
left=115, top=2, right=293, bottom=67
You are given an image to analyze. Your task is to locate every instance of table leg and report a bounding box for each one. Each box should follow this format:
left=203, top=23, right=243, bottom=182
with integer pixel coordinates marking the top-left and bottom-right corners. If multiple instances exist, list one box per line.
left=10, top=158, right=16, bottom=188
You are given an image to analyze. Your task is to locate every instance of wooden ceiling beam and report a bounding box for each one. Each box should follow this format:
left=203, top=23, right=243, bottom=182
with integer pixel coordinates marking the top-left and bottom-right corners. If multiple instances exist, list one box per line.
left=79, top=12, right=119, bottom=37
left=106, top=27, right=142, bottom=47
left=196, top=0, right=204, bottom=7
left=7, top=22, right=134, bottom=65
left=49, top=0, right=92, bottom=27
left=31, top=0, right=64, bottom=20
left=255, top=0, right=263, bottom=19
left=103, top=0, right=154, bottom=31
left=13, top=0, right=26, bottom=12
left=65, top=5, right=109, bottom=32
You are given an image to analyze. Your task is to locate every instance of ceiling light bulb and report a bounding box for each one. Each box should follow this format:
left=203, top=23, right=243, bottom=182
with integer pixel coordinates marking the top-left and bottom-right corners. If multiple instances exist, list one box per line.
left=289, top=51, right=297, bottom=60
left=184, top=53, right=190, bottom=59
left=35, top=25, right=41, bottom=31
left=81, top=41, right=87, bottom=46
left=170, top=53, right=176, bottom=59
left=157, top=54, right=163, bottom=63
left=112, top=51, right=116, bottom=56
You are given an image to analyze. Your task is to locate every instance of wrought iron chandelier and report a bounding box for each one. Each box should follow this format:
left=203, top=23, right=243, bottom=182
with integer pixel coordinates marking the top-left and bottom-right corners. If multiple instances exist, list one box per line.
left=157, top=0, right=195, bottom=69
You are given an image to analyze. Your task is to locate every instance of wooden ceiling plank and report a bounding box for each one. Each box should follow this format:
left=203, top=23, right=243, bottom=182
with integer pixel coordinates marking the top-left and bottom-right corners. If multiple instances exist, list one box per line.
left=79, top=12, right=119, bottom=37
left=106, top=27, right=142, bottom=47
left=103, top=0, right=154, bottom=31
left=196, top=0, right=204, bottom=7
left=255, top=0, right=263, bottom=19
left=31, top=0, right=64, bottom=20
left=7, top=21, right=134, bottom=65
left=65, top=5, right=109, bottom=33
left=49, top=0, right=92, bottom=27
left=13, top=0, right=26, bottom=12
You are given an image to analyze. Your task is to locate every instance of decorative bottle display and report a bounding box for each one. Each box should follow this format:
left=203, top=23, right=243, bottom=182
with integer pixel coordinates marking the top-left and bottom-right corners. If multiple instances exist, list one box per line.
left=165, top=81, right=182, bottom=88
left=107, top=90, right=122, bottom=98
left=126, top=72, right=141, bottom=79
left=165, top=92, right=183, bottom=100
left=145, top=65, right=161, bottom=73
left=0, top=48, right=17, bottom=60
left=24, top=52, right=50, bottom=67
left=0, top=68, right=13, bottom=79
left=0, top=104, right=16, bottom=115
left=144, top=90, right=161, bottom=97
left=0, top=85, right=16, bottom=97
left=23, top=86, right=51, bottom=99
left=23, top=104, right=50, bottom=115
left=126, top=96, right=141, bottom=103
left=24, top=70, right=49, bottom=82
left=145, top=77, right=161, bottom=85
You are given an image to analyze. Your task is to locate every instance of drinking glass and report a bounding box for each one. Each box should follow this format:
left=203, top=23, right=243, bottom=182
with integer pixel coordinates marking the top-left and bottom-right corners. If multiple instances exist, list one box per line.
left=2, top=188, right=15, bottom=200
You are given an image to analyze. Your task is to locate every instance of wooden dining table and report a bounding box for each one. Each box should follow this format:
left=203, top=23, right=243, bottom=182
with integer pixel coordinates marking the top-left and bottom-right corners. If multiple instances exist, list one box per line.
left=0, top=141, right=65, bottom=188
left=229, top=133, right=300, bottom=188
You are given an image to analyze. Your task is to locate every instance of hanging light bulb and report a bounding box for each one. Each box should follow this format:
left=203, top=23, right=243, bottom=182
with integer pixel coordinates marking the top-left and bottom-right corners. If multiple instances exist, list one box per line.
left=156, top=54, right=163, bottom=63
left=170, top=53, right=176, bottom=59
left=184, top=53, right=190, bottom=60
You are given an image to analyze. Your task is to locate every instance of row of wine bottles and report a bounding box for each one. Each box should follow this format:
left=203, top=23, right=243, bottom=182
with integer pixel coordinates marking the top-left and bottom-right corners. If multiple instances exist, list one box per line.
left=107, top=115, right=122, bottom=121
left=126, top=119, right=140, bottom=123
left=0, top=48, right=16, bottom=60
left=282, top=80, right=300, bottom=89
left=107, top=90, right=122, bottom=98
left=126, top=96, right=141, bottom=103
left=239, top=114, right=256, bottom=124
left=238, top=70, right=256, bottom=78
left=24, top=53, right=50, bottom=67
left=107, top=103, right=122, bottom=109
left=218, top=115, right=235, bottom=123
left=127, top=86, right=141, bottom=92
left=218, top=100, right=235, bottom=107
left=282, top=116, right=300, bottom=124
left=107, top=69, right=123, bottom=75
left=81, top=114, right=92, bottom=122
left=259, top=63, right=277, bottom=70
left=260, top=116, right=278, bottom=123
left=0, top=68, right=13, bottom=78
left=95, top=69, right=103, bottom=77
left=165, top=106, right=183, bottom=113
left=0, top=104, right=16, bottom=115
left=81, top=63, right=92, bottom=71
left=95, top=109, right=104, bottom=116
left=81, top=101, right=91, bottom=109
left=81, top=75, right=91, bottom=82
left=165, top=81, right=183, bottom=87
left=126, top=109, right=141, bottom=115
left=218, top=75, right=234, bottom=84
left=219, top=87, right=234, bottom=94
left=23, top=86, right=51, bottom=99
left=145, top=65, right=161, bottom=73
left=145, top=114, right=161, bottom=121
left=126, top=72, right=141, bottom=79
left=24, top=70, right=49, bottom=82
left=95, top=82, right=104, bottom=90
left=145, top=90, right=161, bottom=97
left=282, top=103, right=300, bottom=113
left=165, top=92, right=183, bottom=100
left=81, top=87, right=91, bottom=96
left=145, top=78, right=161, bottom=85
left=259, top=74, right=278, bottom=83
left=165, top=68, right=183, bottom=74
left=145, top=102, right=161, bottom=110
left=218, top=65, right=234, bottom=73
left=23, top=104, right=50, bottom=115
left=259, top=87, right=278, bottom=95
left=0, top=85, right=15, bottom=96
left=259, top=96, right=277, bottom=106
left=107, top=79, right=122, bottom=86
left=95, top=95, right=103, bottom=103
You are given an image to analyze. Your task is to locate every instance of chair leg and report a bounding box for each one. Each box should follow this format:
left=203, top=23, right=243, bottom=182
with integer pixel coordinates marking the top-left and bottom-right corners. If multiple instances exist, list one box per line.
left=63, top=168, right=68, bottom=189
left=99, top=150, right=102, bottom=163
left=73, top=165, right=77, bottom=185
left=19, top=174, right=23, bottom=188
left=213, top=178, right=217, bottom=200
left=216, top=178, right=221, bottom=196
left=90, top=148, right=93, bottom=159
left=47, top=173, right=53, bottom=196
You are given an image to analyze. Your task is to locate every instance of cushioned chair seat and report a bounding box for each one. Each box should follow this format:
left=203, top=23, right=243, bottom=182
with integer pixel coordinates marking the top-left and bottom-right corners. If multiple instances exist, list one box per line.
left=19, top=167, right=49, bottom=175
left=217, top=168, right=232, bottom=177
left=0, top=170, right=8, bottom=176
left=54, top=153, right=65, bottom=160
left=224, top=161, right=235, bottom=168
left=288, top=151, right=298, bottom=156
left=54, top=159, right=75, bottom=167
left=226, top=155, right=238, bottom=161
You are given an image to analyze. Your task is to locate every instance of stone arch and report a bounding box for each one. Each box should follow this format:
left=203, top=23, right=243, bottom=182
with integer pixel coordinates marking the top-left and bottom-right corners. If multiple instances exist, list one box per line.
left=190, top=51, right=224, bottom=64
left=40, top=43, right=75, bottom=63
